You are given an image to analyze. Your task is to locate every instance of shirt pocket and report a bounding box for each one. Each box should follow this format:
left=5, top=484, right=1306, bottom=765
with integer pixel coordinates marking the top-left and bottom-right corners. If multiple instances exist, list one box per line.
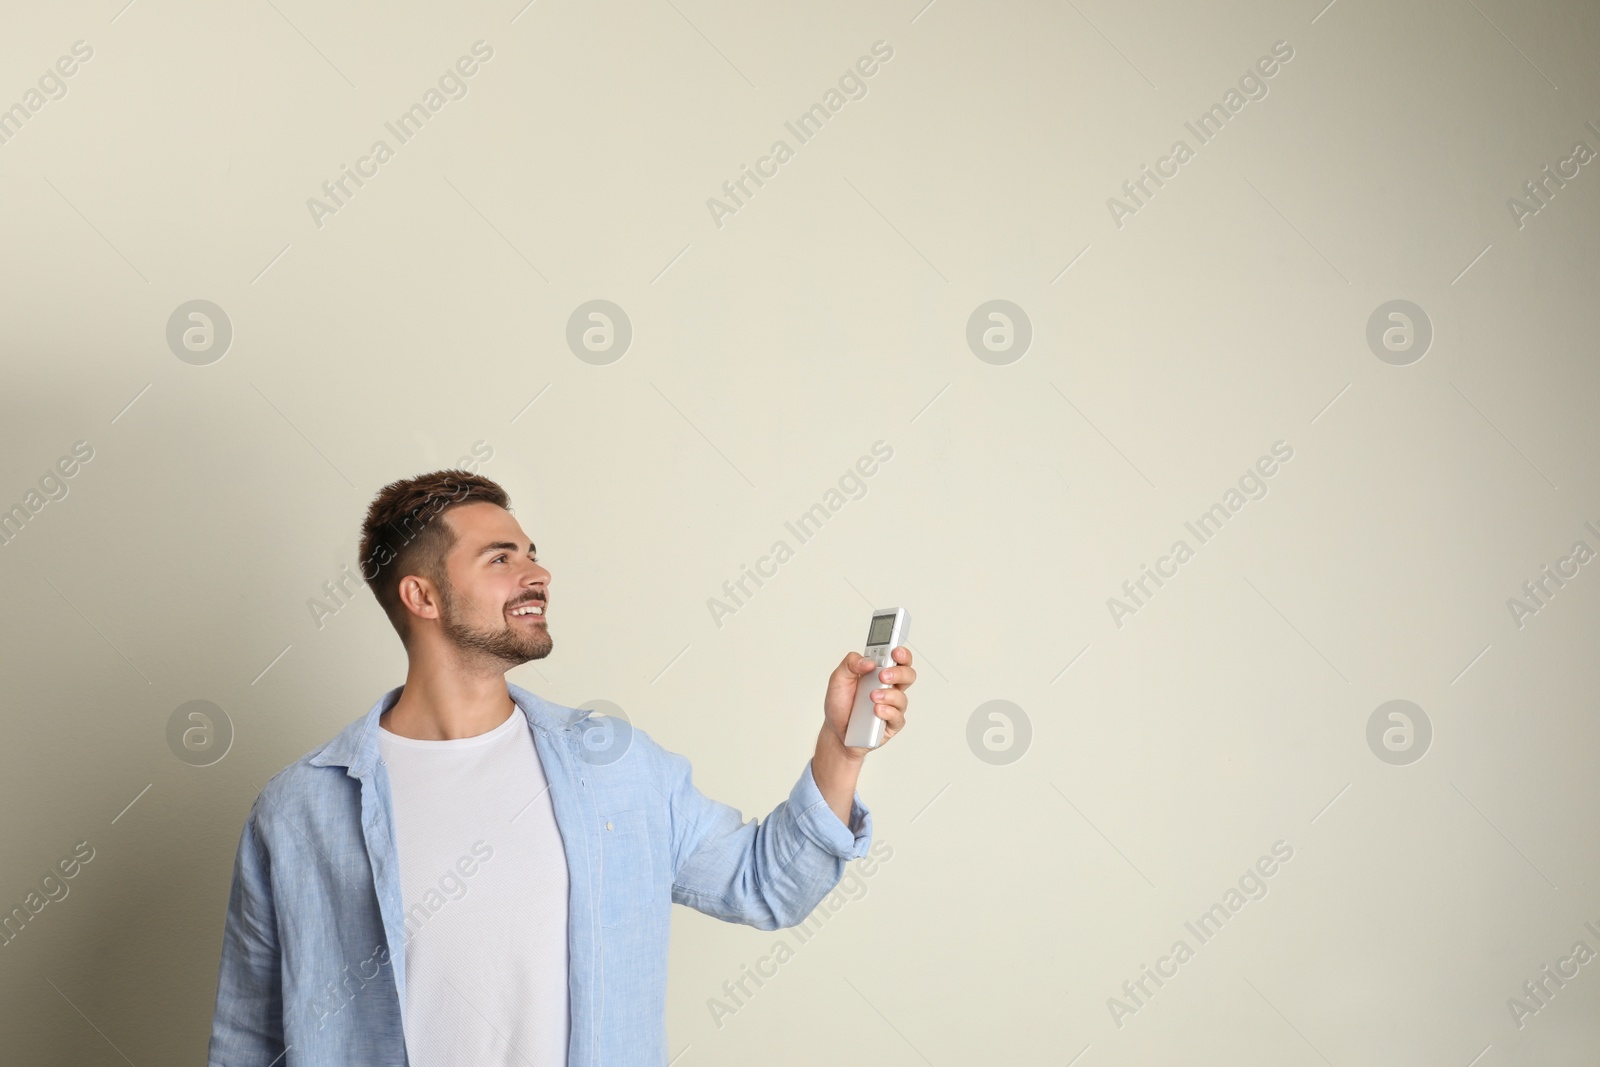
left=598, top=808, right=653, bottom=928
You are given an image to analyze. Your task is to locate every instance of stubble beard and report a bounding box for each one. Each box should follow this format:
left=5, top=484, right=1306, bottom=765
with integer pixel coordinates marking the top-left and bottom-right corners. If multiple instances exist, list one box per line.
left=438, top=579, right=553, bottom=667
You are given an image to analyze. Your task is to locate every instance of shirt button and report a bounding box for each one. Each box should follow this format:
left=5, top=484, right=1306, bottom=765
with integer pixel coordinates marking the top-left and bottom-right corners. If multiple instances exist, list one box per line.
left=606, top=821, right=613, bottom=831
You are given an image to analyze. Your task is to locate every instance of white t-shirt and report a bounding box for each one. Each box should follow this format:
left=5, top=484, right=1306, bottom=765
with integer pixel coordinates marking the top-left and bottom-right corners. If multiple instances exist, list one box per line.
left=378, top=706, right=569, bottom=1067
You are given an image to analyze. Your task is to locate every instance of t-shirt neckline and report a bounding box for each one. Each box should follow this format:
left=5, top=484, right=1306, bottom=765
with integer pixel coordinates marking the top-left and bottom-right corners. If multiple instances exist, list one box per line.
left=377, top=705, right=525, bottom=749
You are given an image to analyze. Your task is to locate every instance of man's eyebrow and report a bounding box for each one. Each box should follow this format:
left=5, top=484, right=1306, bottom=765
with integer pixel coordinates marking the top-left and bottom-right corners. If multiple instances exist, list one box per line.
left=475, top=540, right=537, bottom=557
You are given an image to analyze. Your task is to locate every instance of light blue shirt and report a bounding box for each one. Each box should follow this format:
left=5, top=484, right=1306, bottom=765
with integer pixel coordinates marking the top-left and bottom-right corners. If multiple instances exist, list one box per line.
left=207, top=680, right=872, bottom=1066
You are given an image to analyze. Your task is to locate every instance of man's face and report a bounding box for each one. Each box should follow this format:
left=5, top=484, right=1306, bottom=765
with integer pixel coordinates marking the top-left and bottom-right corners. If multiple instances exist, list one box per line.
left=432, top=501, right=552, bottom=666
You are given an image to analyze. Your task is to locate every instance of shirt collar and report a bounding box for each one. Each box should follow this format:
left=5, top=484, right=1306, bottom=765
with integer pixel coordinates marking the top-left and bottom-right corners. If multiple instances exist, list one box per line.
left=308, top=679, right=582, bottom=778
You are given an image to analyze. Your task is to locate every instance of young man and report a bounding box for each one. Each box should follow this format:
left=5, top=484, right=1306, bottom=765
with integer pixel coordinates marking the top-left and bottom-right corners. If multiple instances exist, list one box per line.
left=206, top=471, right=915, bottom=1067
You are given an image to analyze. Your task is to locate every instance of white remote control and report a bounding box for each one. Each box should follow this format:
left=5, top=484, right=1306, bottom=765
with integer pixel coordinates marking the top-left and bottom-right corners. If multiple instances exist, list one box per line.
left=844, top=608, right=910, bottom=749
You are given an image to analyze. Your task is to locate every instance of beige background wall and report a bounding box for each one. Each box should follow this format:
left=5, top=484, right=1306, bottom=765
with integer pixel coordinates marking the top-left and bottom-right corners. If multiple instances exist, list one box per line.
left=3, top=0, right=1598, bottom=1063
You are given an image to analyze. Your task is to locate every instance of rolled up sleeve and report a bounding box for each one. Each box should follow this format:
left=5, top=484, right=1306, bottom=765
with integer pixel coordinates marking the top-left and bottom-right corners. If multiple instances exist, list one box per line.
left=786, top=758, right=873, bottom=860
left=662, top=743, right=874, bottom=931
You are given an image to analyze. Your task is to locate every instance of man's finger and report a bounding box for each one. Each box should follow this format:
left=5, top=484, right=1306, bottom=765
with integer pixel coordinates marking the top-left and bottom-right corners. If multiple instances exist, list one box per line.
left=836, top=651, right=868, bottom=679
left=877, top=663, right=916, bottom=688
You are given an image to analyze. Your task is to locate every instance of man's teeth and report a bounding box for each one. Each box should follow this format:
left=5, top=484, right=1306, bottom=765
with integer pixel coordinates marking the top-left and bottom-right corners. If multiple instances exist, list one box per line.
left=510, top=604, right=544, bottom=616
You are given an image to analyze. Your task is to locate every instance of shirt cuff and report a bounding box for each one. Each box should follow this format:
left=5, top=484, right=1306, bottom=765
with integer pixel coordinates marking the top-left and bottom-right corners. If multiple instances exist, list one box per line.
left=791, top=758, right=873, bottom=860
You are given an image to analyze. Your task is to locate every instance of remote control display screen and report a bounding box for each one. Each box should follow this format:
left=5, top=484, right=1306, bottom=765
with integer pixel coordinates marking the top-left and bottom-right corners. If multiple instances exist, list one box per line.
left=868, top=614, right=895, bottom=645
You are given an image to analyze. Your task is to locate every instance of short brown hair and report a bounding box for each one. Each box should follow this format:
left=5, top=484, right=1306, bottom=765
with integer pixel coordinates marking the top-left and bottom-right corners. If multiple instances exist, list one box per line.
left=358, top=470, right=510, bottom=644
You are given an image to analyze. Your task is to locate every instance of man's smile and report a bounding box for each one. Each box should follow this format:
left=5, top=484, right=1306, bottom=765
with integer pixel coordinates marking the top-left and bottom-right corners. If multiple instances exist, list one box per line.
left=508, top=598, right=546, bottom=621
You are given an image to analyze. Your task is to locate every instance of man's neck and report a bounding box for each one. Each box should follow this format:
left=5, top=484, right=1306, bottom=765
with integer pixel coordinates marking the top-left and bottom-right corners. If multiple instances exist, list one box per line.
left=380, top=666, right=517, bottom=741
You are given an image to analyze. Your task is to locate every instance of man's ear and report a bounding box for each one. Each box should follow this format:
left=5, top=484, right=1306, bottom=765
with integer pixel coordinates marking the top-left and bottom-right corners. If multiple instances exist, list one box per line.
left=398, top=574, right=441, bottom=622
